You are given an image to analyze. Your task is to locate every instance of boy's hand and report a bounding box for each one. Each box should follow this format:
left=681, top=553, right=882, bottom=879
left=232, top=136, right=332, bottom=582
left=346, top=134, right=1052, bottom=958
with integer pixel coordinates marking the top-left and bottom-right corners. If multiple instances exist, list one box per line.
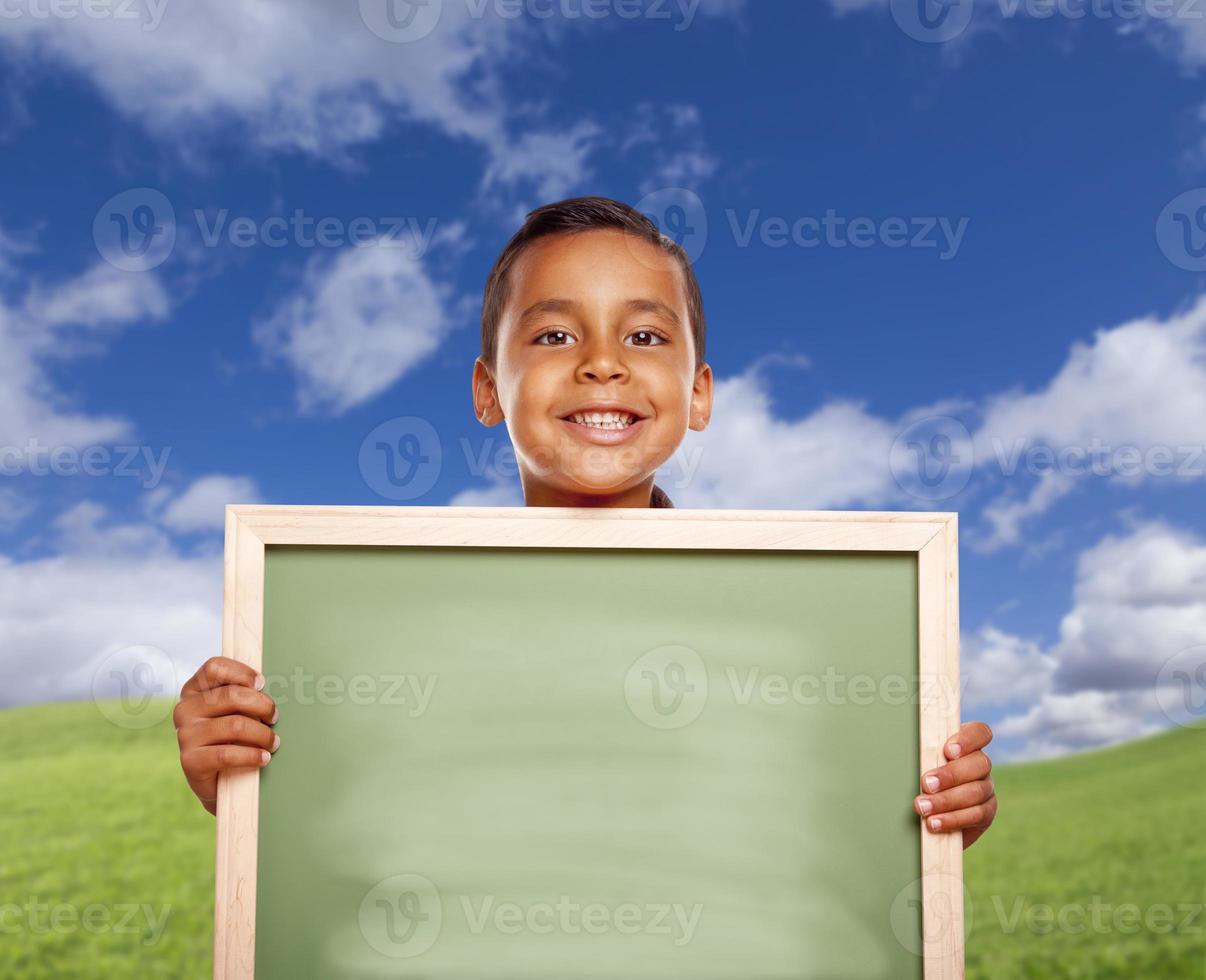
left=173, top=657, right=278, bottom=815
left=913, top=721, right=997, bottom=850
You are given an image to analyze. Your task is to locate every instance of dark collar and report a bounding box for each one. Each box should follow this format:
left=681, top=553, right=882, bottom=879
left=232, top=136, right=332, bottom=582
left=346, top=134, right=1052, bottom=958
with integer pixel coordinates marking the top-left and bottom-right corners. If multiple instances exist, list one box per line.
left=650, top=484, right=675, bottom=508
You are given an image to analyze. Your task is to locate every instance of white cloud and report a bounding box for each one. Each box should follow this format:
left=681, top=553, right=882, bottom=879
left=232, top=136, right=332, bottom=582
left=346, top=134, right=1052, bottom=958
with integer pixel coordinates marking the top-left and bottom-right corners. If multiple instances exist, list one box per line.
left=482, top=121, right=604, bottom=202
left=0, top=502, right=219, bottom=707
left=962, top=625, right=1058, bottom=710
left=1130, top=8, right=1206, bottom=72
left=253, top=242, right=451, bottom=415
left=150, top=474, right=263, bottom=533
left=993, top=690, right=1166, bottom=761
left=0, top=1, right=743, bottom=197
left=976, top=298, right=1206, bottom=466
left=0, top=487, right=33, bottom=530
left=623, top=103, right=719, bottom=195
left=966, top=297, right=1206, bottom=546
left=973, top=521, right=1206, bottom=759
left=1052, top=521, right=1206, bottom=692
left=0, top=259, right=169, bottom=459
left=23, top=261, right=169, bottom=330
left=971, top=471, right=1076, bottom=552
left=665, top=369, right=900, bottom=508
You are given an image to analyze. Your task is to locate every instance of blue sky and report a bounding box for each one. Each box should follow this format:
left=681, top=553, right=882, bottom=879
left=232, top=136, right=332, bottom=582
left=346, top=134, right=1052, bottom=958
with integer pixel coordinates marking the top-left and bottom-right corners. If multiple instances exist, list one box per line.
left=1, top=0, right=1204, bottom=758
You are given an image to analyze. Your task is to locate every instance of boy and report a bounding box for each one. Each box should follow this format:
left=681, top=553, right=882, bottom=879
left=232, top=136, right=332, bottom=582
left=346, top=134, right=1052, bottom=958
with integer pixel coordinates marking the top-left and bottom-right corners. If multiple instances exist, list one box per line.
left=174, top=196, right=997, bottom=848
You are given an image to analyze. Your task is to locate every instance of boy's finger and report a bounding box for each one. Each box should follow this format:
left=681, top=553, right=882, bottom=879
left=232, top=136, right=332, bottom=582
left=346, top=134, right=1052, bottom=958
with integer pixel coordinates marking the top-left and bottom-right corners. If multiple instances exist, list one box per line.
left=915, top=777, right=994, bottom=818
left=920, top=750, right=990, bottom=793
left=943, top=720, right=993, bottom=759
left=184, top=684, right=277, bottom=723
left=180, top=657, right=264, bottom=697
left=922, top=794, right=998, bottom=835
left=180, top=715, right=280, bottom=753
left=181, top=744, right=273, bottom=779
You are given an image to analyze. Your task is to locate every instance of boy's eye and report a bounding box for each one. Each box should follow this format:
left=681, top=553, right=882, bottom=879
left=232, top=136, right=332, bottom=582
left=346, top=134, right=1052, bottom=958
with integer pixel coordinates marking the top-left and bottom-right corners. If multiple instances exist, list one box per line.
left=629, top=329, right=667, bottom=347
left=536, top=330, right=575, bottom=346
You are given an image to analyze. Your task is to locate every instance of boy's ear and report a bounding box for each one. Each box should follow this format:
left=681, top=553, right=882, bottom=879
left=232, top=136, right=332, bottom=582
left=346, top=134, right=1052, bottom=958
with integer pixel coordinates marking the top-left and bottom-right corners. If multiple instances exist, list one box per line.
left=688, top=362, right=714, bottom=431
left=472, top=358, right=505, bottom=426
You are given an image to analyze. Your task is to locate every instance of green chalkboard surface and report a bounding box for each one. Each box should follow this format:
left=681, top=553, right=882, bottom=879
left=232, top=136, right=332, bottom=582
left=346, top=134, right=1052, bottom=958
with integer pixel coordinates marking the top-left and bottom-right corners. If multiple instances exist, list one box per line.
left=254, top=545, right=922, bottom=979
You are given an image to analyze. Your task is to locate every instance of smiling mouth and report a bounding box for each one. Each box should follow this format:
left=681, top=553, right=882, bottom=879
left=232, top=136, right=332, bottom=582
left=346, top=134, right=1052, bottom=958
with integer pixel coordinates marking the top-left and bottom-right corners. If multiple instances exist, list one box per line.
left=559, top=410, right=643, bottom=430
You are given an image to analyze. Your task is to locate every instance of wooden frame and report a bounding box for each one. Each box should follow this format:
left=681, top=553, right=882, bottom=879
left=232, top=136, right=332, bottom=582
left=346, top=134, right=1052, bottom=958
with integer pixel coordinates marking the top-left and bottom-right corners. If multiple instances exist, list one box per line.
left=215, top=505, right=963, bottom=979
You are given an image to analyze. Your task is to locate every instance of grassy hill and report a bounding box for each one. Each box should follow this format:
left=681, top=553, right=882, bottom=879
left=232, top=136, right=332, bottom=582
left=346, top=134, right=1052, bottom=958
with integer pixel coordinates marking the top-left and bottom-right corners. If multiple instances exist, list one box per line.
left=0, top=700, right=213, bottom=978
left=963, top=721, right=1206, bottom=978
left=0, top=700, right=1201, bottom=977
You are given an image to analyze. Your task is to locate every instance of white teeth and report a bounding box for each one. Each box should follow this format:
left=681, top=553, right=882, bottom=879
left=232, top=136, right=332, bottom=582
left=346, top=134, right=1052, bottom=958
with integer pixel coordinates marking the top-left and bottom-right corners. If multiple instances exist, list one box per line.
left=568, top=411, right=637, bottom=429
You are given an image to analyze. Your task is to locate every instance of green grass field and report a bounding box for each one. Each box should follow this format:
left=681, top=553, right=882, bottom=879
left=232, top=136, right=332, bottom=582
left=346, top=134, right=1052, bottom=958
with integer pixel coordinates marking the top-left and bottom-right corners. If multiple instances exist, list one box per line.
left=0, top=700, right=1201, bottom=978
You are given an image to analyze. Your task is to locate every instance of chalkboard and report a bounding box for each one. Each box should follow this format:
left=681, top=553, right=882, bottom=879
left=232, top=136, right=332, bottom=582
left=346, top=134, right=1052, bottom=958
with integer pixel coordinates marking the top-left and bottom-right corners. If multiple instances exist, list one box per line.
left=214, top=507, right=964, bottom=979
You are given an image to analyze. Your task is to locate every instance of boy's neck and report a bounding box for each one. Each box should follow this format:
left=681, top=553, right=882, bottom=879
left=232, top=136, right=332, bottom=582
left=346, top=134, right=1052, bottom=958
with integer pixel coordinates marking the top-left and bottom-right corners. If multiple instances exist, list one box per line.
left=522, top=477, right=657, bottom=509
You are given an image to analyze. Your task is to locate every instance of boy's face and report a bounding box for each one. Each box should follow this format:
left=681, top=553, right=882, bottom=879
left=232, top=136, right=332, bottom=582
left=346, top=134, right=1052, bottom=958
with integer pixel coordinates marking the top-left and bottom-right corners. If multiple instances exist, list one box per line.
left=473, top=229, right=712, bottom=504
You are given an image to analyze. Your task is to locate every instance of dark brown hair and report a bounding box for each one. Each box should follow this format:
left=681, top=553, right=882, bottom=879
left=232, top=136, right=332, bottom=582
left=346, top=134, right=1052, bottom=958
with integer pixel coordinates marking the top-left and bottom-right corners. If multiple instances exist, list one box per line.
left=479, top=196, right=706, bottom=368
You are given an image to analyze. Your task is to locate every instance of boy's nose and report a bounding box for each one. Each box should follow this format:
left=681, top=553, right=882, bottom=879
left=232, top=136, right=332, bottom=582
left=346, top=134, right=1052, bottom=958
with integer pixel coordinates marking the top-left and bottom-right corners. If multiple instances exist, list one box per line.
left=575, top=341, right=629, bottom=383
